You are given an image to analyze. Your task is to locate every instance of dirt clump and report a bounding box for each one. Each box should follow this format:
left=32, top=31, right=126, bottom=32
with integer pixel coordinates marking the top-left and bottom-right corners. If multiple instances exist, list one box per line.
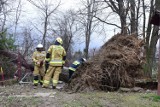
left=65, top=34, right=144, bottom=92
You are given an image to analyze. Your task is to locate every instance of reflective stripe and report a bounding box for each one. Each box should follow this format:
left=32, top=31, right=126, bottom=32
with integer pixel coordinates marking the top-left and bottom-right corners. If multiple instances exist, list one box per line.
left=53, top=80, right=58, bottom=84
left=69, top=67, right=76, bottom=71
left=45, top=58, right=50, bottom=62
left=33, top=80, right=39, bottom=84
left=52, top=80, right=58, bottom=86
left=50, top=61, right=63, bottom=64
left=73, top=61, right=80, bottom=65
left=50, top=60, right=63, bottom=63
left=43, top=80, right=50, bottom=84
left=50, top=60, right=63, bottom=66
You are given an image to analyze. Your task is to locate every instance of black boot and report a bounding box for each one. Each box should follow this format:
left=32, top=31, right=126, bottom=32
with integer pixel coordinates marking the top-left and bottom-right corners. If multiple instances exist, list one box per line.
left=33, top=84, right=38, bottom=86
left=52, top=86, right=56, bottom=89
left=39, top=82, right=43, bottom=85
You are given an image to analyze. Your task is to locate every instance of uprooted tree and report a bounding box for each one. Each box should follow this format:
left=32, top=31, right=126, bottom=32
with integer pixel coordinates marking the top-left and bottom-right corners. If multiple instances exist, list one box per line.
left=65, top=34, right=145, bottom=92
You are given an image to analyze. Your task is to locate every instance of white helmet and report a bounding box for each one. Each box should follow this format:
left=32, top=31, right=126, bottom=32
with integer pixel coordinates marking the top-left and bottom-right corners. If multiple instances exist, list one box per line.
left=36, top=44, right=43, bottom=48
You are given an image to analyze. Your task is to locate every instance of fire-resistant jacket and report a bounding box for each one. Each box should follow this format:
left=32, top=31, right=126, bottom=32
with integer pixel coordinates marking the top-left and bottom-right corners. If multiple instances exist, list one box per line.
left=69, top=59, right=83, bottom=72
left=32, top=51, right=46, bottom=66
left=47, top=45, right=66, bottom=66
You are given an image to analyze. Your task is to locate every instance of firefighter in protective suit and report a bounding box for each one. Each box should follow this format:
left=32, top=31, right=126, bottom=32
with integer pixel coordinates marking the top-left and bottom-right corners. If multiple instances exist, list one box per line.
left=68, top=58, right=86, bottom=79
left=42, top=37, right=66, bottom=89
left=32, top=44, right=46, bottom=86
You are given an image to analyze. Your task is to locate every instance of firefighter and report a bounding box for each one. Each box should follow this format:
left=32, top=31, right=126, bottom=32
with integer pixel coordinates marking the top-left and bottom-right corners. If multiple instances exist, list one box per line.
left=42, top=37, right=66, bottom=89
left=32, top=44, right=46, bottom=86
left=68, top=58, right=86, bottom=79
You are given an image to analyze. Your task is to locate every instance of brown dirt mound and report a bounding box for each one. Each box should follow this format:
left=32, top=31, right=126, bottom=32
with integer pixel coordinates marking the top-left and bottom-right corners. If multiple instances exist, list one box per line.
left=65, top=34, right=144, bottom=92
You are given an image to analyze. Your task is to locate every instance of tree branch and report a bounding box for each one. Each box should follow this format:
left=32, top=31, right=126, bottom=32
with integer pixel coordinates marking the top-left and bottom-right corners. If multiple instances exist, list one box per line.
left=94, top=15, right=121, bottom=28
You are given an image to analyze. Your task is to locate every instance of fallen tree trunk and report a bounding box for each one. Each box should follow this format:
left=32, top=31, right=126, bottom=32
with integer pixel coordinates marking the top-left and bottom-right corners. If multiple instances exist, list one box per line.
left=0, top=50, right=33, bottom=71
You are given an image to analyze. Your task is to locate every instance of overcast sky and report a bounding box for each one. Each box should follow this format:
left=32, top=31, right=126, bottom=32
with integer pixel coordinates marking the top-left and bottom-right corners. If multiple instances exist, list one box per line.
left=14, top=0, right=118, bottom=51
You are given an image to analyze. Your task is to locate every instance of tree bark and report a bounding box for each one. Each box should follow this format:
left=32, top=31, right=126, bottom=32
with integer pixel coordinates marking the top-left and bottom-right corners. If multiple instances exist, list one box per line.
left=0, top=50, right=33, bottom=71
left=145, top=0, right=160, bottom=77
left=130, top=0, right=137, bottom=35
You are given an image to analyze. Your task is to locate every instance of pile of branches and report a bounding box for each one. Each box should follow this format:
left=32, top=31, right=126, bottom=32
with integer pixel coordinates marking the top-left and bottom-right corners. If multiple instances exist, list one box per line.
left=65, top=34, right=145, bottom=92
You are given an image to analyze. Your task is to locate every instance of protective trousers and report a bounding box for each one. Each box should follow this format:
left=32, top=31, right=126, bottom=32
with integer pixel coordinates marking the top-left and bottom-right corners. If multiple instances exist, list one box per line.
left=69, top=69, right=74, bottom=79
left=43, top=66, right=62, bottom=87
left=33, top=65, right=45, bottom=85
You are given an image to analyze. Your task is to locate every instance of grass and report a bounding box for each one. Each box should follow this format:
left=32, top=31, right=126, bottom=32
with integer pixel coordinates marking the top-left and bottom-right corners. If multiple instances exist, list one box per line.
left=61, top=92, right=160, bottom=107
left=142, top=93, right=160, bottom=102
left=1, top=85, right=160, bottom=107
left=1, top=97, right=40, bottom=107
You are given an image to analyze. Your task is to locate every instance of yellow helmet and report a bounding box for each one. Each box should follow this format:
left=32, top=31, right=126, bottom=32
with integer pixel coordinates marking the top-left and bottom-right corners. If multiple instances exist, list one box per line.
left=56, top=37, right=63, bottom=45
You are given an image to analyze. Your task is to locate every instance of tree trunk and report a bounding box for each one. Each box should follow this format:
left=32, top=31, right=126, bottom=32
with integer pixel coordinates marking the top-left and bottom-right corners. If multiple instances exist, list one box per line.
left=85, top=0, right=94, bottom=59
left=0, top=50, right=33, bottom=71
left=130, top=0, right=137, bottom=35
left=145, top=0, right=160, bottom=78
left=42, top=14, right=48, bottom=48
left=118, top=0, right=127, bottom=34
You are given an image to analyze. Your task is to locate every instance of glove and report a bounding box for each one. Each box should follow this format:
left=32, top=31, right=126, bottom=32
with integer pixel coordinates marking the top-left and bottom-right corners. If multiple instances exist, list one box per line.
left=36, top=61, right=40, bottom=66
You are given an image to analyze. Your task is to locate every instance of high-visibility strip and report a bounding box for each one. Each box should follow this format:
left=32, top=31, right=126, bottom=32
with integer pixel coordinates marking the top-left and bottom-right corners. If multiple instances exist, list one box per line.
left=69, top=67, right=76, bottom=71
left=50, top=60, right=63, bottom=62
left=73, top=61, right=80, bottom=65
left=33, top=80, right=39, bottom=84
left=45, top=58, right=50, bottom=62
left=43, top=80, right=50, bottom=84
left=53, top=80, right=58, bottom=84
left=50, top=60, right=63, bottom=66
left=52, top=80, right=58, bottom=86
left=50, top=61, right=63, bottom=64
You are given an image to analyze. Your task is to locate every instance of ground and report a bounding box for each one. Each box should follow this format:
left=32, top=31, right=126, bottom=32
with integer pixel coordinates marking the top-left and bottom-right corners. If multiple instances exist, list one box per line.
left=0, top=84, right=160, bottom=107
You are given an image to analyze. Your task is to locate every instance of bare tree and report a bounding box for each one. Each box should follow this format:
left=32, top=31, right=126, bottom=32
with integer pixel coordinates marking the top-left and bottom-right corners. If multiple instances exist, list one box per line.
left=14, top=0, right=22, bottom=38
left=20, top=28, right=34, bottom=57
left=27, top=0, right=61, bottom=48
left=144, top=0, right=160, bottom=77
left=89, top=47, right=97, bottom=57
left=0, top=0, right=22, bottom=32
left=92, top=0, right=144, bottom=35
left=102, top=0, right=129, bottom=34
left=53, top=10, right=81, bottom=59
left=78, top=0, right=98, bottom=59
left=129, top=0, right=137, bottom=34
left=0, top=0, right=8, bottom=31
